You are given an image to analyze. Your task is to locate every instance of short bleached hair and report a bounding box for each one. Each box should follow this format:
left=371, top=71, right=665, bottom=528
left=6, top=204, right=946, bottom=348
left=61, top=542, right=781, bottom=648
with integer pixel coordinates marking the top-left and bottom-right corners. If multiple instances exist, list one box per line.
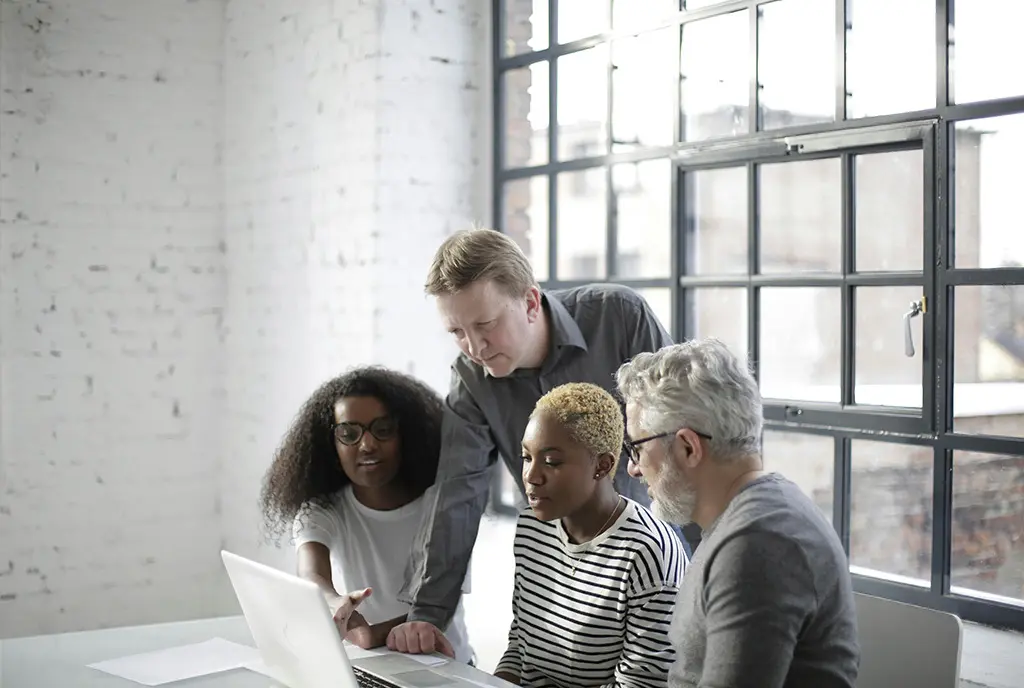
left=616, top=338, right=763, bottom=461
left=532, top=382, right=625, bottom=472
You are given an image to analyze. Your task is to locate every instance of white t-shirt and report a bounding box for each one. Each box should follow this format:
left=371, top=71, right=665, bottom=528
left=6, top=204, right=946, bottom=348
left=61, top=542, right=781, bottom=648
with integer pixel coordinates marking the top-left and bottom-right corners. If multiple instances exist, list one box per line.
left=292, top=484, right=473, bottom=664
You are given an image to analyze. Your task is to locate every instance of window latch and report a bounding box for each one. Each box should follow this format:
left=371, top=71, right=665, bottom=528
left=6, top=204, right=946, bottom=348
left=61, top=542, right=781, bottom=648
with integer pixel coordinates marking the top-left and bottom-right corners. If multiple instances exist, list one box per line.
left=903, top=297, right=927, bottom=357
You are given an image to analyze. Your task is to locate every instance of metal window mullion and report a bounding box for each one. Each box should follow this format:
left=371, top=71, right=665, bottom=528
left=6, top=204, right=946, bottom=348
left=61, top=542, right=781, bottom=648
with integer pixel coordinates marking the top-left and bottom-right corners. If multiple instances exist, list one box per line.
left=748, top=162, right=760, bottom=378
left=749, top=3, right=759, bottom=133
left=835, top=436, right=852, bottom=554
left=939, top=0, right=951, bottom=107
left=841, top=153, right=855, bottom=407
left=678, top=171, right=694, bottom=339
left=670, top=18, right=684, bottom=342
left=947, top=267, right=1024, bottom=286
left=836, top=0, right=848, bottom=122
left=606, top=2, right=617, bottom=280
left=492, top=0, right=505, bottom=233
left=932, top=445, right=954, bottom=596
left=547, top=0, right=559, bottom=281
left=933, top=117, right=954, bottom=598
left=924, top=125, right=941, bottom=433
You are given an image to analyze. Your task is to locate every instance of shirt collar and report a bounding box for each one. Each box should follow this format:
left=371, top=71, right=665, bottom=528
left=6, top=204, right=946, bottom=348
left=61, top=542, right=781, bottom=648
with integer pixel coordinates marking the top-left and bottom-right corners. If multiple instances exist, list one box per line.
left=489, top=291, right=589, bottom=379
left=543, top=291, right=588, bottom=353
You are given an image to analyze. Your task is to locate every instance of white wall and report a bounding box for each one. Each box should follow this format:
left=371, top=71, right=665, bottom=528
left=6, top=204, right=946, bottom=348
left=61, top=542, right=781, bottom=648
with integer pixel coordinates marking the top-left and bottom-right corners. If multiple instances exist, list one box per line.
left=0, top=0, right=227, bottom=637
left=0, top=0, right=489, bottom=639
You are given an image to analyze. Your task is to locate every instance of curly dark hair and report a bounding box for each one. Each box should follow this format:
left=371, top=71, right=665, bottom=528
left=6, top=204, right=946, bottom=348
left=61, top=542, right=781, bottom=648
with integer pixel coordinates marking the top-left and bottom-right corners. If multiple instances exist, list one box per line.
left=259, top=366, right=444, bottom=542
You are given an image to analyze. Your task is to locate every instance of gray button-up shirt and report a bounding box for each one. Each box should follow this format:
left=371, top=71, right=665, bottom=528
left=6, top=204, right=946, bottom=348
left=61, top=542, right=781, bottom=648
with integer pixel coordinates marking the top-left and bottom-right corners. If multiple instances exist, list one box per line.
left=398, top=283, right=675, bottom=628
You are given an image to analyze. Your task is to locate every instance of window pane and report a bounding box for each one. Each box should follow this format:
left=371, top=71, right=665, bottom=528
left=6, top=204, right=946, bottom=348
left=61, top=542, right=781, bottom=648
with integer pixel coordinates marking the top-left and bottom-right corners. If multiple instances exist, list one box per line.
left=952, top=1, right=1024, bottom=104
left=615, top=159, right=671, bottom=279
left=855, top=150, right=924, bottom=272
left=504, top=63, right=549, bottom=168
left=637, top=288, right=673, bottom=334
left=850, top=439, right=933, bottom=586
left=760, top=158, right=842, bottom=274
left=845, top=0, right=935, bottom=117
left=854, top=286, right=924, bottom=408
left=557, top=45, right=609, bottom=161
left=503, top=177, right=549, bottom=282
left=686, top=287, right=748, bottom=365
left=953, top=285, right=1024, bottom=439
left=612, top=28, right=676, bottom=150
left=684, top=0, right=728, bottom=9
left=504, top=0, right=548, bottom=56
left=613, top=0, right=677, bottom=32
left=954, top=114, right=1024, bottom=269
left=758, top=0, right=835, bottom=130
left=556, top=170, right=607, bottom=279
left=684, top=166, right=747, bottom=275
left=762, top=431, right=834, bottom=521
left=557, top=0, right=609, bottom=44
left=680, top=11, right=749, bottom=142
left=951, top=449, right=1024, bottom=606
left=759, top=287, right=841, bottom=403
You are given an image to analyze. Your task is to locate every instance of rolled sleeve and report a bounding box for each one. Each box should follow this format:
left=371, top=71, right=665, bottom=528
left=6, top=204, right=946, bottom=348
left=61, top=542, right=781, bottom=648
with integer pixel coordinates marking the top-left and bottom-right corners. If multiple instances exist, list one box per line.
left=398, top=369, right=498, bottom=628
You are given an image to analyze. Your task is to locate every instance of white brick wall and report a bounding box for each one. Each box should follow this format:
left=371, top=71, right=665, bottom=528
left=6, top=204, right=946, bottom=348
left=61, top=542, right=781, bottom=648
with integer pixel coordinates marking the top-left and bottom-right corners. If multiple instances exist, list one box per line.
left=0, top=0, right=489, bottom=638
left=0, top=0, right=227, bottom=637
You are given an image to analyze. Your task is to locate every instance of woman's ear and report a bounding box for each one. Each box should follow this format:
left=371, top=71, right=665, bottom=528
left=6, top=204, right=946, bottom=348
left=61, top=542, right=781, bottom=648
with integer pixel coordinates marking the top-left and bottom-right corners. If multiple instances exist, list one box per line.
left=593, top=452, right=616, bottom=480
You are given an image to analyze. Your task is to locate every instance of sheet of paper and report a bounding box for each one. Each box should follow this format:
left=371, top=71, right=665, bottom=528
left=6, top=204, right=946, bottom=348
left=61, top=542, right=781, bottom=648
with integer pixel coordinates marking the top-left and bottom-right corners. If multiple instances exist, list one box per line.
left=342, top=641, right=449, bottom=667
left=88, top=637, right=261, bottom=686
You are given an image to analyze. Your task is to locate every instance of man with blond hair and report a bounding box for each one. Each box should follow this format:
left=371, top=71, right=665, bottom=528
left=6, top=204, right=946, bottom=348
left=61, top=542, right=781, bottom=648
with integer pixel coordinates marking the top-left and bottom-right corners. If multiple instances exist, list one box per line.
left=390, top=227, right=685, bottom=656
left=616, top=338, right=859, bottom=687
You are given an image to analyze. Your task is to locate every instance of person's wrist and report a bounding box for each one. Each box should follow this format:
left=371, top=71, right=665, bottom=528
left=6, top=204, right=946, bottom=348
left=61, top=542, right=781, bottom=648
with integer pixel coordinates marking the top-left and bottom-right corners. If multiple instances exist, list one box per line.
left=370, top=622, right=389, bottom=648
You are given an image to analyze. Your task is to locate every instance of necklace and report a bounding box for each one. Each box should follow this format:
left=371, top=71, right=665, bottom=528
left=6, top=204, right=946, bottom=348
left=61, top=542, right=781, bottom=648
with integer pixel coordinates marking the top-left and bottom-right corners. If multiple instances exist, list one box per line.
left=567, top=496, right=624, bottom=575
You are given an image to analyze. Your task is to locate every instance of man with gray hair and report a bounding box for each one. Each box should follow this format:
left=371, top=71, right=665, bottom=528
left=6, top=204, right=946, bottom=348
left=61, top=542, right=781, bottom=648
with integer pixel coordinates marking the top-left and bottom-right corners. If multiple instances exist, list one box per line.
left=616, top=338, right=859, bottom=688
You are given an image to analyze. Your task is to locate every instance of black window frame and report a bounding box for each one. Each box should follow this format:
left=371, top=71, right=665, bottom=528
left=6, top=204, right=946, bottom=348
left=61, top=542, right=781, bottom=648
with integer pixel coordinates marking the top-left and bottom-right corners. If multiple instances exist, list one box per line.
left=490, top=0, right=1024, bottom=632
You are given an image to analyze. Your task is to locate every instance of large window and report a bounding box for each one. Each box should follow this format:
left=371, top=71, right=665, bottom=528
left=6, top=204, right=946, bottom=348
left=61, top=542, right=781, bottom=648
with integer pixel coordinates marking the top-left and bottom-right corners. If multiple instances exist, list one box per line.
left=492, top=0, right=1024, bottom=631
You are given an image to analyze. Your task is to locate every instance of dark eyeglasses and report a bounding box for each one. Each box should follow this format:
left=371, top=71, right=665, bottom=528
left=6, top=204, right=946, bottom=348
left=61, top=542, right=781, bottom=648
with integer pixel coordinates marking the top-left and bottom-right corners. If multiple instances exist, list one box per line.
left=332, top=417, right=399, bottom=446
left=624, top=428, right=713, bottom=464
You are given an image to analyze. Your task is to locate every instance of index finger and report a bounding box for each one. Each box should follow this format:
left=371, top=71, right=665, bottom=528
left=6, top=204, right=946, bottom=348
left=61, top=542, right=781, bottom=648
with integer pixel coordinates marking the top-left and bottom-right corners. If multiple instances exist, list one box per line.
left=344, top=587, right=372, bottom=608
left=435, top=630, right=455, bottom=659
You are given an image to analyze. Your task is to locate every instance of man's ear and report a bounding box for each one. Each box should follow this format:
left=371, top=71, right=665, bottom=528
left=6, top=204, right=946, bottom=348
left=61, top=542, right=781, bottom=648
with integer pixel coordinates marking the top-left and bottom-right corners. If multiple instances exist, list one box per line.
left=673, top=428, right=705, bottom=469
left=594, top=452, right=615, bottom=480
left=525, top=286, right=543, bottom=323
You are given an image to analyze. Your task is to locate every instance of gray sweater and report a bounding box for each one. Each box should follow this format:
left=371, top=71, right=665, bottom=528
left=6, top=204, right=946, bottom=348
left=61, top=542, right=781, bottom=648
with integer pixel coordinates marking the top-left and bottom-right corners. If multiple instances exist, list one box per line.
left=669, top=473, right=860, bottom=688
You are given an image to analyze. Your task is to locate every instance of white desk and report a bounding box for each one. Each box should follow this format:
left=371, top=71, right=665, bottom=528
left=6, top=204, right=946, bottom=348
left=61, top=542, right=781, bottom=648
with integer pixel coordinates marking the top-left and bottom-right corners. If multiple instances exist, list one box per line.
left=0, top=616, right=281, bottom=687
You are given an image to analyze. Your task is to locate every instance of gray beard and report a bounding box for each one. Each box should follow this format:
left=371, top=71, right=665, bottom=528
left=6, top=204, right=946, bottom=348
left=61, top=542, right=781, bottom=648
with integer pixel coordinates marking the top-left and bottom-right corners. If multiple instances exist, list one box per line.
left=651, top=492, right=695, bottom=526
left=649, top=465, right=698, bottom=526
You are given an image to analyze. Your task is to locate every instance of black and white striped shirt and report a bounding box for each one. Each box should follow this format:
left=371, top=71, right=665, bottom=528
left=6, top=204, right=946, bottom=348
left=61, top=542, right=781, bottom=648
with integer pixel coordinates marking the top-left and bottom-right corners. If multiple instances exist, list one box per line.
left=496, top=500, right=687, bottom=688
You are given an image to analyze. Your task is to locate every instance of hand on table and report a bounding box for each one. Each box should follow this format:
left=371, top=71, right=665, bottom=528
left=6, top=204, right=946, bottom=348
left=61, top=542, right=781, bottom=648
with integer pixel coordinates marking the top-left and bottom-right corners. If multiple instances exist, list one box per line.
left=386, top=621, right=455, bottom=659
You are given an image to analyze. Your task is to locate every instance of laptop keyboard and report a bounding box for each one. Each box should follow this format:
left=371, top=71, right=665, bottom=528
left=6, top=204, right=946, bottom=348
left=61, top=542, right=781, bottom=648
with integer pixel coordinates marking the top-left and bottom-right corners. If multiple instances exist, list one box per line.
left=353, top=666, right=401, bottom=688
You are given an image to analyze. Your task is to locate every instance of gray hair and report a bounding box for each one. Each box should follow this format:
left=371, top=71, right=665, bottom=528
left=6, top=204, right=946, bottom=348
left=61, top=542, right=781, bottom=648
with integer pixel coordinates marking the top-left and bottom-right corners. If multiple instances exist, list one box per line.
left=615, top=338, right=763, bottom=461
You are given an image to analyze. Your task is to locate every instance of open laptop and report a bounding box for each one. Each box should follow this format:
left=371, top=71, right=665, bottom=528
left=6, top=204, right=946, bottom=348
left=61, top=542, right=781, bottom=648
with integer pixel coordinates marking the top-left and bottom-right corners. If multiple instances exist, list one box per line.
left=221, top=550, right=506, bottom=688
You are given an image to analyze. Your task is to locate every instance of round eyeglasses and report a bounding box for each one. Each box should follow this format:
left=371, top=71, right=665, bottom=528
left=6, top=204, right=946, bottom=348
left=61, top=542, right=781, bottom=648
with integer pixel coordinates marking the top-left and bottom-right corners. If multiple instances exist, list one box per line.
left=332, top=417, right=399, bottom=446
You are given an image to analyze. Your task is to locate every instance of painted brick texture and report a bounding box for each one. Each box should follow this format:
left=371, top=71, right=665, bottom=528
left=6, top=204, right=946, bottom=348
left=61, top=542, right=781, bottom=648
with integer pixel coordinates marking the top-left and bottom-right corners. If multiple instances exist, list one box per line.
left=0, top=0, right=227, bottom=637
left=1, top=0, right=488, bottom=638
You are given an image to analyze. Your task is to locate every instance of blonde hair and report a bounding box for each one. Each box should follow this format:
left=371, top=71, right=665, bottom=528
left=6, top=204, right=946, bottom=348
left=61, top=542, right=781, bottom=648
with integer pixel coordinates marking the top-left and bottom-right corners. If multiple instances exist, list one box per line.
left=532, top=382, right=625, bottom=474
left=424, top=228, right=537, bottom=298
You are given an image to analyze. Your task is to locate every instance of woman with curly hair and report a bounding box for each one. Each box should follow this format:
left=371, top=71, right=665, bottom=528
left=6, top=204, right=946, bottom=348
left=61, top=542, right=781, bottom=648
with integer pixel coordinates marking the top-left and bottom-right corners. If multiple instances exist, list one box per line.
left=259, top=366, right=473, bottom=663
left=390, top=382, right=685, bottom=688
